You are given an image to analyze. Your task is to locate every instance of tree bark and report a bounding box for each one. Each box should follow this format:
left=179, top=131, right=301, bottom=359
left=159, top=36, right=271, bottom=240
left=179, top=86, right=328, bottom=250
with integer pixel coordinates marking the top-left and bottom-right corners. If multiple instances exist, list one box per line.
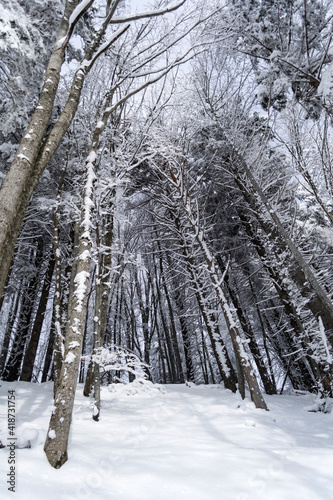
left=0, top=292, right=20, bottom=376
left=222, top=266, right=277, bottom=395
left=41, top=321, right=55, bottom=383
left=175, top=218, right=237, bottom=391
left=44, top=154, right=96, bottom=468
left=20, top=255, right=55, bottom=382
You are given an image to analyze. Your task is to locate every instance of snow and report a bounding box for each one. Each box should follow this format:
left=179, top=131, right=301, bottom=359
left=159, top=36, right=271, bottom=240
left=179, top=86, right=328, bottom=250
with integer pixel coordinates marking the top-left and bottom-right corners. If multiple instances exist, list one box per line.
left=110, top=0, right=185, bottom=23
left=48, top=430, right=56, bottom=440
left=88, top=24, right=131, bottom=63
left=318, top=317, right=333, bottom=366
left=64, top=352, right=76, bottom=364
left=73, top=271, right=90, bottom=312
left=17, top=154, right=30, bottom=162
left=68, top=341, right=80, bottom=349
left=68, top=0, right=93, bottom=26
left=56, top=0, right=94, bottom=49
left=79, top=250, right=90, bottom=261
left=0, top=381, right=332, bottom=500
left=86, top=151, right=97, bottom=164
left=318, top=62, right=333, bottom=102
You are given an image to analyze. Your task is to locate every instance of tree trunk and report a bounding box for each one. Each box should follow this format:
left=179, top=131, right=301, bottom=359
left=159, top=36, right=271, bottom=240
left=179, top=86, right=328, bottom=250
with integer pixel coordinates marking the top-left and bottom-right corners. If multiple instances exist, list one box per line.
left=0, top=292, right=20, bottom=376
left=0, top=0, right=90, bottom=300
left=84, top=209, right=114, bottom=398
left=235, top=186, right=332, bottom=394
left=222, top=267, right=277, bottom=395
left=20, top=256, right=55, bottom=382
left=3, top=239, right=44, bottom=381
left=41, top=320, right=55, bottom=383
left=177, top=228, right=237, bottom=391
left=169, top=169, right=268, bottom=410
left=135, top=273, right=154, bottom=381
left=44, top=155, right=96, bottom=468
left=233, top=148, right=333, bottom=338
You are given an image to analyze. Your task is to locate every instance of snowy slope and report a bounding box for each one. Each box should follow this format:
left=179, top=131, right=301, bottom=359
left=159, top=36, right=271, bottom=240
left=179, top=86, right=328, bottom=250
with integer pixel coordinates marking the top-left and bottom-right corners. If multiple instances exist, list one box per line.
left=0, top=380, right=332, bottom=500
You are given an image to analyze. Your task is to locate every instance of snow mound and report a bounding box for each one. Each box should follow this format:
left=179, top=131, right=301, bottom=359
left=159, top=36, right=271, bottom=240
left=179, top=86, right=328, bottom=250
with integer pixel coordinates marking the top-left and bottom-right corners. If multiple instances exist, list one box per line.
left=16, top=426, right=43, bottom=448
left=108, top=379, right=166, bottom=397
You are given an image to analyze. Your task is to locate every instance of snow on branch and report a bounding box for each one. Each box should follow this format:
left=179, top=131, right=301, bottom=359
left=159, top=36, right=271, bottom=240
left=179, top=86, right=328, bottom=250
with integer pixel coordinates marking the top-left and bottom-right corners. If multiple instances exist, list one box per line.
left=56, top=0, right=96, bottom=50
left=91, top=344, right=149, bottom=380
left=79, top=23, right=130, bottom=72
left=69, top=0, right=95, bottom=24
left=109, top=0, right=186, bottom=24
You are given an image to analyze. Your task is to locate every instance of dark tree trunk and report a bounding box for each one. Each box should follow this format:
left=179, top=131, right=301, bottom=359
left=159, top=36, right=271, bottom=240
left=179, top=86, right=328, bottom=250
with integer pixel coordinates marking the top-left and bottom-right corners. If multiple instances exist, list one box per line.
left=20, top=256, right=55, bottom=382
left=0, top=292, right=20, bottom=376
left=3, top=239, right=43, bottom=381
left=41, top=320, right=55, bottom=382
left=222, top=268, right=277, bottom=395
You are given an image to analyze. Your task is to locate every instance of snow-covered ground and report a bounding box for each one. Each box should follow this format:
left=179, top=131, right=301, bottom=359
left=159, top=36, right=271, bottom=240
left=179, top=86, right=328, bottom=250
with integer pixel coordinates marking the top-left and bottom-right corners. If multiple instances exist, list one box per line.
left=0, top=380, right=332, bottom=500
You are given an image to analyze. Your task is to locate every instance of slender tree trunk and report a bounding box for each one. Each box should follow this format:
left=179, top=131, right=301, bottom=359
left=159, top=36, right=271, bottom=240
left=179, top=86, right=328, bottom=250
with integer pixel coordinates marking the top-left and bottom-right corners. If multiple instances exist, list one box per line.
left=168, top=168, right=268, bottom=410
left=53, top=222, right=80, bottom=396
left=0, top=292, right=20, bottom=376
left=222, top=267, right=277, bottom=395
left=135, top=273, right=154, bottom=381
left=157, top=301, right=178, bottom=383
left=154, top=249, right=185, bottom=382
left=195, top=326, right=208, bottom=384
left=201, top=326, right=216, bottom=384
left=41, top=320, right=55, bottom=383
left=84, top=209, right=114, bottom=397
left=155, top=320, right=168, bottom=383
left=249, top=278, right=276, bottom=390
left=178, top=231, right=237, bottom=391
left=91, top=249, right=103, bottom=421
left=44, top=154, right=96, bottom=468
left=3, top=240, right=44, bottom=381
left=20, top=255, right=55, bottom=381
left=170, top=285, right=194, bottom=383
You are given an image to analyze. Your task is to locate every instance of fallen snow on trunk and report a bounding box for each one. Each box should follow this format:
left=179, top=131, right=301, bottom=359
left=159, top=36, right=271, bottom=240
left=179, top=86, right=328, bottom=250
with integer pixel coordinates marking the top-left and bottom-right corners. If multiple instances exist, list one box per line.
left=0, top=381, right=332, bottom=499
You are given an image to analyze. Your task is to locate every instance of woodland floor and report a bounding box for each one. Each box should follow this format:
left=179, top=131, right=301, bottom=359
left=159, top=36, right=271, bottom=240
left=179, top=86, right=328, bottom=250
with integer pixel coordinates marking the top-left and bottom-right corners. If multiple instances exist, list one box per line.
left=0, top=380, right=332, bottom=500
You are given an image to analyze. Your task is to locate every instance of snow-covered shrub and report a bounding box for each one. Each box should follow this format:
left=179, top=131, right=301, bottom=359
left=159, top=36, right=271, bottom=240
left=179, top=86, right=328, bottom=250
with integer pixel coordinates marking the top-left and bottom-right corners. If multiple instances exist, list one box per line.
left=92, top=344, right=149, bottom=382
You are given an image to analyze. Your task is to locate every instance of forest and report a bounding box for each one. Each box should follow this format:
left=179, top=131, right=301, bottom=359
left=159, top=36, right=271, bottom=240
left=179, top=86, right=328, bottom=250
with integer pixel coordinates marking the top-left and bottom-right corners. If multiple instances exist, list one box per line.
left=0, top=0, right=333, bottom=471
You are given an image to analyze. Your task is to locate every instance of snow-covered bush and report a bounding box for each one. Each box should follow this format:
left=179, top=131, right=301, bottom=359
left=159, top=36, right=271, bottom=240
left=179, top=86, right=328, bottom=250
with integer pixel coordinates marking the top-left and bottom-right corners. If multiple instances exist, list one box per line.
left=92, top=344, right=149, bottom=382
